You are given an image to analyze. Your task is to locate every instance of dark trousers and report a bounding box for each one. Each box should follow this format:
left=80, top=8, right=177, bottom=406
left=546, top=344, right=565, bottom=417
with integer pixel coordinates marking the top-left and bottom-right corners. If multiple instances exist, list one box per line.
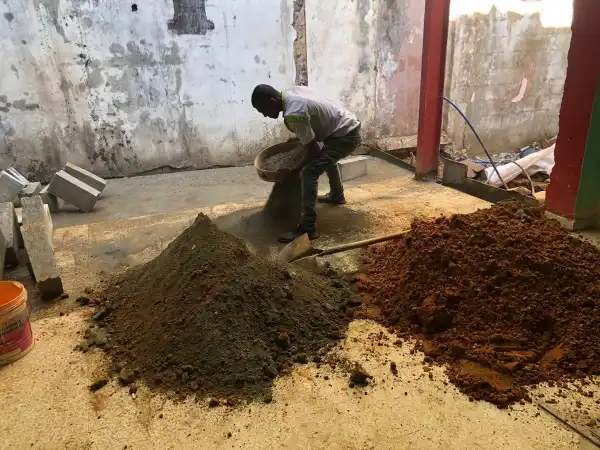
left=299, top=127, right=362, bottom=232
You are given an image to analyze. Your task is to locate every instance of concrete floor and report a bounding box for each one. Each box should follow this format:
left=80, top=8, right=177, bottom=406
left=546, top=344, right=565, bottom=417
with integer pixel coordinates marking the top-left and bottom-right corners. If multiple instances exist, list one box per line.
left=1, top=159, right=598, bottom=449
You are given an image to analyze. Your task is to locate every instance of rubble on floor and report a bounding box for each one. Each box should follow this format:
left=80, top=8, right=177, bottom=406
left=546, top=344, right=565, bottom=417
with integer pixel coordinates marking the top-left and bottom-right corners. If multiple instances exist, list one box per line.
left=358, top=202, right=600, bottom=407
left=47, top=170, right=100, bottom=213
left=443, top=137, right=557, bottom=198
left=84, top=214, right=357, bottom=403
left=0, top=168, right=28, bottom=203
left=21, top=196, right=63, bottom=299
left=0, top=163, right=106, bottom=294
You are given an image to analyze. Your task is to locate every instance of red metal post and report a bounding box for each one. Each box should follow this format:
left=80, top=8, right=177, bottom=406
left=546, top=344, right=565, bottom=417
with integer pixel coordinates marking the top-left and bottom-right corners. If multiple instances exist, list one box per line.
left=416, top=0, right=451, bottom=178
left=546, top=0, right=600, bottom=221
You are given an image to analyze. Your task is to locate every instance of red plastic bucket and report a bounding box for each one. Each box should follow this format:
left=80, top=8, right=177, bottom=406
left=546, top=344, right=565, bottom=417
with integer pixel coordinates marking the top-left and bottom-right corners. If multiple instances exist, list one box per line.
left=0, top=281, right=34, bottom=366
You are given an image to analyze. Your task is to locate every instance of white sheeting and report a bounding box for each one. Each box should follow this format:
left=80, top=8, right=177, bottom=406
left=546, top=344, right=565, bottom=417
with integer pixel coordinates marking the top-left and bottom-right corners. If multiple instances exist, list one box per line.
left=485, top=144, right=555, bottom=187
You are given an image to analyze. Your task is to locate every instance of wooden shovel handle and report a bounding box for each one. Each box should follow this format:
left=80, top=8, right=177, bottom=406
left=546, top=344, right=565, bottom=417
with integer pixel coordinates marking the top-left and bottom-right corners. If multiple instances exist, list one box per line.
left=317, top=230, right=410, bottom=257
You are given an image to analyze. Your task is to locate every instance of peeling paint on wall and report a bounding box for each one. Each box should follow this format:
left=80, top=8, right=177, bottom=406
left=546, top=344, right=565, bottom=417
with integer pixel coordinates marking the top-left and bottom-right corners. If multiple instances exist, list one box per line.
left=0, top=0, right=295, bottom=181
left=0, top=0, right=571, bottom=180
left=375, top=0, right=424, bottom=137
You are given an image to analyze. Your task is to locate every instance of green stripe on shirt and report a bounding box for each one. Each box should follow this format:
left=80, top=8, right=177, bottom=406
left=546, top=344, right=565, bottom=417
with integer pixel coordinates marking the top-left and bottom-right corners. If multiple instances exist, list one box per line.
left=284, top=115, right=310, bottom=126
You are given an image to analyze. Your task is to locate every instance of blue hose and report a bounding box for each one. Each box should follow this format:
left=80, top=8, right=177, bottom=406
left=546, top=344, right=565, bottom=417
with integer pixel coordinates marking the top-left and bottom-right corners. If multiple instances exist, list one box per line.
left=442, top=97, right=508, bottom=189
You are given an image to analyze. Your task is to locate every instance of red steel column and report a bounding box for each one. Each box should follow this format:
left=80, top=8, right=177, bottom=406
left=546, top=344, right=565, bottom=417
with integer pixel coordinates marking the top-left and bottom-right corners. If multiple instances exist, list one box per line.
left=416, top=0, right=451, bottom=178
left=546, top=0, right=600, bottom=220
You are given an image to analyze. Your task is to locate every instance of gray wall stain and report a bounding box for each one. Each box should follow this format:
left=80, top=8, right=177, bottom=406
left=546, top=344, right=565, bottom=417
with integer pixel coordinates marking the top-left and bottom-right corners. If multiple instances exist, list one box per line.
left=0, top=119, right=15, bottom=137
left=3, top=12, right=14, bottom=21
left=163, top=42, right=183, bottom=65
left=86, top=68, right=104, bottom=89
left=109, top=43, right=125, bottom=54
left=175, top=68, right=183, bottom=94
left=32, top=0, right=69, bottom=42
left=59, top=75, right=73, bottom=106
left=168, top=0, right=215, bottom=35
left=12, top=99, right=40, bottom=111
left=108, top=41, right=181, bottom=68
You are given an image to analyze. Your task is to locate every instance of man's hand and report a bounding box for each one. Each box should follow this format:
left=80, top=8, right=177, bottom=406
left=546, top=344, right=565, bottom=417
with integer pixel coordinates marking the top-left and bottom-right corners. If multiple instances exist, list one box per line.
left=304, top=139, right=321, bottom=162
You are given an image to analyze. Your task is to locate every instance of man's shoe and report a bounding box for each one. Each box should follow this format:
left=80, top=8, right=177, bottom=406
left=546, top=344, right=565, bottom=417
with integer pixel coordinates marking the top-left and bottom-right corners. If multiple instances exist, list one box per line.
left=278, top=229, right=319, bottom=243
left=317, top=193, right=346, bottom=205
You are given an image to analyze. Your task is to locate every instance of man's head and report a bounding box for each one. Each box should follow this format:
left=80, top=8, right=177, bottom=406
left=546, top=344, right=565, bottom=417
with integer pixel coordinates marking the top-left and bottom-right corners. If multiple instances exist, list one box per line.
left=251, top=84, right=282, bottom=119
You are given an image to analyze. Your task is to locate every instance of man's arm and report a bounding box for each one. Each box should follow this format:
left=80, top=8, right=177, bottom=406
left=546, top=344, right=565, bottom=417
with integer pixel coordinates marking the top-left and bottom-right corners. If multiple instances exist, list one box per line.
left=284, top=115, right=320, bottom=162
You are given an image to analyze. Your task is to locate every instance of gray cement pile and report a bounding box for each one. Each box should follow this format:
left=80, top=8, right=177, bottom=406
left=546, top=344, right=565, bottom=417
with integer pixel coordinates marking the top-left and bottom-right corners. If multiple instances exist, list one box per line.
left=261, top=146, right=305, bottom=171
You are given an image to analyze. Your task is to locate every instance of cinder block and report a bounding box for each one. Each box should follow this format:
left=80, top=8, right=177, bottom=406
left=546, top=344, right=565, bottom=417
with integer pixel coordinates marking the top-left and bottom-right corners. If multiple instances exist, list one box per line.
left=13, top=182, right=43, bottom=207
left=0, top=171, right=27, bottom=203
left=48, top=170, right=101, bottom=213
left=0, top=202, right=20, bottom=266
left=64, top=162, right=107, bottom=193
left=40, top=185, right=64, bottom=213
left=6, top=168, right=28, bottom=185
left=337, top=156, right=368, bottom=182
left=21, top=196, right=63, bottom=299
left=21, top=182, right=42, bottom=197
left=22, top=196, right=53, bottom=247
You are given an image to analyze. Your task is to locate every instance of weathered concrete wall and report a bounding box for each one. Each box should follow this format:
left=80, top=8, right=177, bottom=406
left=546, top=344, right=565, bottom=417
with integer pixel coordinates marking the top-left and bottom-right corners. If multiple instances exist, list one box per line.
left=306, top=0, right=378, bottom=139
left=445, top=4, right=572, bottom=155
left=306, top=0, right=424, bottom=140
left=0, top=0, right=573, bottom=179
left=375, top=0, right=424, bottom=138
left=0, top=0, right=295, bottom=181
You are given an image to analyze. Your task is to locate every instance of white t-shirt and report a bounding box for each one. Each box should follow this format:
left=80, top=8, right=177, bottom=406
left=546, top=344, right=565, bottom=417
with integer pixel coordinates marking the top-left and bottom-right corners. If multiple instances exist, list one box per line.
left=282, top=86, right=360, bottom=145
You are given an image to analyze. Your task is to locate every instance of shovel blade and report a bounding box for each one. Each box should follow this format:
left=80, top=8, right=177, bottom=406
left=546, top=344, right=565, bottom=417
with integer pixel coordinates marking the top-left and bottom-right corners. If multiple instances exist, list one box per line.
left=278, top=233, right=314, bottom=263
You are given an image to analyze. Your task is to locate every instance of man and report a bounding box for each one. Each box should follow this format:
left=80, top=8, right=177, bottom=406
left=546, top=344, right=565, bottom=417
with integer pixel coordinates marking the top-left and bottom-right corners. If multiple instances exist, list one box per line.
left=251, top=84, right=362, bottom=243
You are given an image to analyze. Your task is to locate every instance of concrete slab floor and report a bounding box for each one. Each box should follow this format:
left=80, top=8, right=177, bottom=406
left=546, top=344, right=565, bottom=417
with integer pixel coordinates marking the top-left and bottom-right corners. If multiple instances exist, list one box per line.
left=1, top=160, right=598, bottom=449
left=49, top=158, right=413, bottom=229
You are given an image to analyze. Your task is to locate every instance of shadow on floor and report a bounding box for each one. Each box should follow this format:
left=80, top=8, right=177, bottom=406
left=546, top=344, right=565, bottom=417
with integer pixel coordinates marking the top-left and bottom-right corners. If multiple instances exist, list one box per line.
left=214, top=204, right=374, bottom=258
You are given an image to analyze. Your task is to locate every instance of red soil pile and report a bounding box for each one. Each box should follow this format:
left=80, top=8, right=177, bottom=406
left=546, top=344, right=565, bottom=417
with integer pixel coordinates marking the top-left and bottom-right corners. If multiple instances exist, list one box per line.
left=87, top=214, right=356, bottom=403
left=358, top=202, right=600, bottom=407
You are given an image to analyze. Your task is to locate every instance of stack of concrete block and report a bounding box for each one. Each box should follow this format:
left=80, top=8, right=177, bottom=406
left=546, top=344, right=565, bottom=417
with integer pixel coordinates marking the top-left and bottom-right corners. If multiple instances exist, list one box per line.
left=0, top=168, right=28, bottom=202
left=40, top=185, right=64, bottom=213
left=21, top=196, right=63, bottom=299
left=47, top=162, right=106, bottom=213
left=13, top=181, right=43, bottom=207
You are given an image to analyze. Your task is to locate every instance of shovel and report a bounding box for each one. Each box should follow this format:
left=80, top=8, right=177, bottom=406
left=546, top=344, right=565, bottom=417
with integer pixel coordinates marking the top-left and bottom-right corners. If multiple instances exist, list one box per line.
left=278, top=229, right=411, bottom=263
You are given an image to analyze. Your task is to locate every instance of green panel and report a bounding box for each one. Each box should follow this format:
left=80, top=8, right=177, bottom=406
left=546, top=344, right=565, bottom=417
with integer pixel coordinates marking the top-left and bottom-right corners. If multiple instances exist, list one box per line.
left=575, top=77, right=600, bottom=221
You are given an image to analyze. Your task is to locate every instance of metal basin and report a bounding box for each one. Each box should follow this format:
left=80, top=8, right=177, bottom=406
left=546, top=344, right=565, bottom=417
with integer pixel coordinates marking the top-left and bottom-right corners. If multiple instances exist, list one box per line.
left=254, top=141, right=307, bottom=183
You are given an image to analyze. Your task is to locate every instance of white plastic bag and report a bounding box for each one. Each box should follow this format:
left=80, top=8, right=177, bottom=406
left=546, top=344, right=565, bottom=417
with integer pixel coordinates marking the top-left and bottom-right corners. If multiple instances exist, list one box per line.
left=485, top=144, right=555, bottom=187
